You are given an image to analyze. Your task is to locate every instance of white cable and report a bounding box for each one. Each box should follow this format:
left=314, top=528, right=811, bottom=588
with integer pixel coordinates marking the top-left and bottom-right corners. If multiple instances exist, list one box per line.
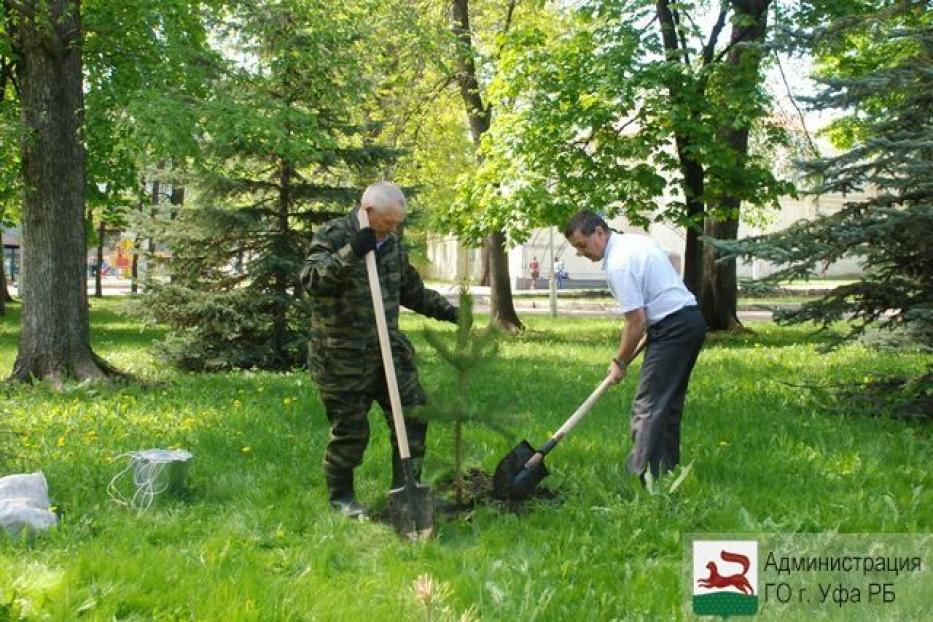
left=107, top=449, right=191, bottom=515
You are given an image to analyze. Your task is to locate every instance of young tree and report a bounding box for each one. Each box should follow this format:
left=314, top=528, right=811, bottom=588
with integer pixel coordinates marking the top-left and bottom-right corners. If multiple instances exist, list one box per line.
left=714, top=3, right=932, bottom=346
left=421, top=286, right=506, bottom=506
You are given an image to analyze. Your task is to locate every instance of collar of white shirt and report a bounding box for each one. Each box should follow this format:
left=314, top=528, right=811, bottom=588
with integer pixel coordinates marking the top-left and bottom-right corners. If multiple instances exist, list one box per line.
left=601, top=230, right=620, bottom=271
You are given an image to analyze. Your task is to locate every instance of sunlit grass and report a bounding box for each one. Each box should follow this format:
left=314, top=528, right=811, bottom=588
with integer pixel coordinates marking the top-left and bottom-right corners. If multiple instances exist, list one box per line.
left=0, top=297, right=929, bottom=620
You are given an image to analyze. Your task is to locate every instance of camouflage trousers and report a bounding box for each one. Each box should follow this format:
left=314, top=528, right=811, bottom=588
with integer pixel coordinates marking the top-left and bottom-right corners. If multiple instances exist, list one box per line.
left=319, top=366, right=428, bottom=481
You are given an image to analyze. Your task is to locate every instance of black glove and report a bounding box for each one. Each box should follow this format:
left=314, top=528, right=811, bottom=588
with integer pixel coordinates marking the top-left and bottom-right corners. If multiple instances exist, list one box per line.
left=440, top=306, right=458, bottom=324
left=350, top=227, right=378, bottom=257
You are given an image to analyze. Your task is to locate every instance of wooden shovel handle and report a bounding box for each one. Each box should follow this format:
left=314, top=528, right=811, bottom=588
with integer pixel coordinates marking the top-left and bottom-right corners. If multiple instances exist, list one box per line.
left=358, top=208, right=411, bottom=460
left=551, top=335, right=648, bottom=442
left=523, top=336, right=648, bottom=470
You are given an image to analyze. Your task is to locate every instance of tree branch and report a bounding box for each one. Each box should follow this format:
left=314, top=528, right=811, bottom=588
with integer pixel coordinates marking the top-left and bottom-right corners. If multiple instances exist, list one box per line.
left=671, top=8, right=692, bottom=66
left=451, top=0, right=491, bottom=144
left=503, top=0, right=518, bottom=35
left=656, top=0, right=686, bottom=65
left=775, top=53, right=819, bottom=157
left=703, top=4, right=728, bottom=65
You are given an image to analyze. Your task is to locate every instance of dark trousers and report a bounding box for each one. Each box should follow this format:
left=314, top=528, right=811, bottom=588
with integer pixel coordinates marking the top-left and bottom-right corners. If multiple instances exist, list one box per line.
left=320, top=369, right=427, bottom=480
left=626, top=305, right=706, bottom=478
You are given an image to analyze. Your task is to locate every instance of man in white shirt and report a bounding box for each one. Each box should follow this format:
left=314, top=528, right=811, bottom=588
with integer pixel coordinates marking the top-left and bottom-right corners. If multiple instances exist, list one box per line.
left=564, top=210, right=706, bottom=481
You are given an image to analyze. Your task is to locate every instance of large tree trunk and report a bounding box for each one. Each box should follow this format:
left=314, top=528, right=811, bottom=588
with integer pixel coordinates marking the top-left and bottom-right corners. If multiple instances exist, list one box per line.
left=677, top=139, right=705, bottom=296
left=451, top=0, right=521, bottom=331
left=700, top=0, right=771, bottom=331
left=10, top=0, right=116, bottom=385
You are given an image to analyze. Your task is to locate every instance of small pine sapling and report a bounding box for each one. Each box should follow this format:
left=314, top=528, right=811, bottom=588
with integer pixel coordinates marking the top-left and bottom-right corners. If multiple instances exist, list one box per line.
left=421, top=284, right=513, bottom=505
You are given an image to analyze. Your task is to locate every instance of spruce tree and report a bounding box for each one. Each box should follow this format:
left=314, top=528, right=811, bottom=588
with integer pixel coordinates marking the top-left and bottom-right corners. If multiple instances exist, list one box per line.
left=421, top=285, right=511, bottom=505
left=138, top=1, right=401, bottom=370
left=714, top=7, right=932, bottom=347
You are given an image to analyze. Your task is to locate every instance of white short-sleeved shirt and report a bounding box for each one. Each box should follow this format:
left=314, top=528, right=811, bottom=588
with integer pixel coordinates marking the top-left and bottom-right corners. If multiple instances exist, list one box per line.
left=602, top=231, right=696, bottom=325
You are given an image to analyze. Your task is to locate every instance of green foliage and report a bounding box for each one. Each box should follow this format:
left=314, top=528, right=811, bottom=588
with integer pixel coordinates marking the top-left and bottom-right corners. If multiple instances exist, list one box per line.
left=139, top=0, right=402, bottom=370
left=713, top=6, right=933, bottom=347
left=81, top=0, right=221, bottom=235
left=0, top=300, right=930, bottom=619
left=451, top=0, right=794, bottom=243
left=134, top=283, right=309, bottom=372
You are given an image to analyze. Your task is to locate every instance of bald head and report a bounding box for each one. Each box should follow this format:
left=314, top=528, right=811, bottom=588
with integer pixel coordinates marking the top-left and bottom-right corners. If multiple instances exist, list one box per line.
left=361, top=181, right=407, bottom=240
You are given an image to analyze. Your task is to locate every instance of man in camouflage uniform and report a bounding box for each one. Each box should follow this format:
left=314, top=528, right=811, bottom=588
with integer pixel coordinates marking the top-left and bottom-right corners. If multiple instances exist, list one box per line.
left=300, top=181, right=457, bottom=518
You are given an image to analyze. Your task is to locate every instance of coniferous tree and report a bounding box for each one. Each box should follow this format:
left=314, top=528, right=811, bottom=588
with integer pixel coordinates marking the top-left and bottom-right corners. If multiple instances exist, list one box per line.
left=139, top=1, right=402, bottom=370
left=421, top=285, right=514, bottom=505
left=714, top=6, right=932, bottom=347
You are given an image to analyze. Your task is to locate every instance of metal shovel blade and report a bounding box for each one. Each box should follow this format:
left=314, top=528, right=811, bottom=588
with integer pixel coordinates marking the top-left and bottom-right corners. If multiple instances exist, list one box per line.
left=492, top=439, right=550, bottom=500
left=386, top=462, right=434, bottom=540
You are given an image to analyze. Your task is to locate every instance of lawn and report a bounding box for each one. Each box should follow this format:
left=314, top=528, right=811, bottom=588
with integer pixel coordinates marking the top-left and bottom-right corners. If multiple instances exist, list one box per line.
left=0, top=298, right=930, bottom=621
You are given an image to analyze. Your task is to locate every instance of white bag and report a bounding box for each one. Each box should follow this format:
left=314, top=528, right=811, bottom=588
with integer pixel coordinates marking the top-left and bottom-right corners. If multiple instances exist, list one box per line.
left=0, top=472, right=58, bottom=539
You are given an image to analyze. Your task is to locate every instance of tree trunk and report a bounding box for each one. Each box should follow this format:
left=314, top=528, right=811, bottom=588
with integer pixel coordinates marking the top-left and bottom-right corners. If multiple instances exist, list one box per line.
left=657, top=0, right=706, bottom=295
left=0, top=256, right=5, bottom=315
left=272, top=159, right=291, bottom=364
left=10, top=0, right=116, bottom=384
left=95, top=219, right=104, bottom=297
left=454, top=420, right=463, bottom=507
left=451, top=0, right=522, bottom=331
left=699, top=0, right=771, bottom=331
left=147, top=176, right=160, bottom=289
left=678, top=140, right=705, bottom=296
left=131, top=197, right=144, bottom=294
left=487, top=231, right=522, bottom=331
left=700, top=217, right=741, bottom=330
left=130, top=244, right=138, bottom=293
left=479, top=244, right=490, bottom=287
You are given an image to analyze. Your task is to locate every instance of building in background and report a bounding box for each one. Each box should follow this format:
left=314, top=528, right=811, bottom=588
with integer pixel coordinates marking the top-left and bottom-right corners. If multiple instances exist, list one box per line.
left=423, top=189, right=867, bottom=289
left=3, top=227, right=20, bottom=283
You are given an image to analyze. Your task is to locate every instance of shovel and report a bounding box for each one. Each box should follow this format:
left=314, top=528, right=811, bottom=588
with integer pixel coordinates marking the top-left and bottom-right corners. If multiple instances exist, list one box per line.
left=493, top=337, right=647, bottom=500
left=359, top=208, right=433, bottom=540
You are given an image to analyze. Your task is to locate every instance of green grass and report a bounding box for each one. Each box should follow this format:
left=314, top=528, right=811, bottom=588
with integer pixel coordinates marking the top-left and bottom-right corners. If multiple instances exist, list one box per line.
left=0, top=298, right=930, bottom=621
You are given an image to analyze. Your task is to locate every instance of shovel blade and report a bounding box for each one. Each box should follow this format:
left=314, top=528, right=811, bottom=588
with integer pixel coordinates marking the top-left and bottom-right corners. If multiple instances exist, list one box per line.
left=493, top=439, right=549, bottom=500
left=387, top=479, right=434, bottom=541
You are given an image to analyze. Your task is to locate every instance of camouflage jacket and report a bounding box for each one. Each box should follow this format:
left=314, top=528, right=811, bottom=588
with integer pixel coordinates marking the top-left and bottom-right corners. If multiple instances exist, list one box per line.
left=300, top=208, right=454, bottom=391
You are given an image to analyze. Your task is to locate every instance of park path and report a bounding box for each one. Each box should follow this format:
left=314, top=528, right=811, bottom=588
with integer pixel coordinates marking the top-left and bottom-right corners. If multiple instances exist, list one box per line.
left=6, top=279, right=777, bottom=320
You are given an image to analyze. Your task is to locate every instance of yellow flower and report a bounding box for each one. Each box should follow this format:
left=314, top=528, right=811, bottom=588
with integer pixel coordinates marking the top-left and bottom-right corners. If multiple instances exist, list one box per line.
left=57, top=436, right=65, bottom=448
left=241, top=446, right=252, bottom=454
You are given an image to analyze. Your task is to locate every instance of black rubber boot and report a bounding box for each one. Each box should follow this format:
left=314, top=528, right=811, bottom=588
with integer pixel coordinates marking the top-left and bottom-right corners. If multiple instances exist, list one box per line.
left=325, top=471, right=367, bottom=519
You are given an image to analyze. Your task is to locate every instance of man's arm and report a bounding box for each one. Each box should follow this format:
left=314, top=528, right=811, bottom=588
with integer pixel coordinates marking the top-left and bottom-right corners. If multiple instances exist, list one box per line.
left=300, top=226, right=358, bottom=295
left=608, top=308, right=647, bottom=383
left=398, top=248, right=457, bottom=323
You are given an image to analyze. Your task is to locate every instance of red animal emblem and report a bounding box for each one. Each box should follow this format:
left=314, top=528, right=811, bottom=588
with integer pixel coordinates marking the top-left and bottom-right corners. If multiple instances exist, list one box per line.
left=697, top=550, right=754, bottom=595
